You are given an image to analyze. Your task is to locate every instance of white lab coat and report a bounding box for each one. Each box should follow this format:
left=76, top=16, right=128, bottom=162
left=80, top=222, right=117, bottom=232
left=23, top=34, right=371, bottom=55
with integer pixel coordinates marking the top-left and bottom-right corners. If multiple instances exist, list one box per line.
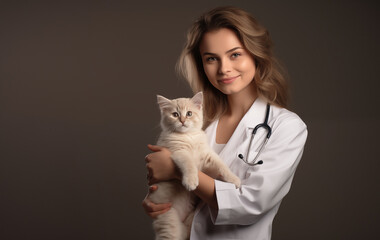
left=190, top=97, right=308, bottom=240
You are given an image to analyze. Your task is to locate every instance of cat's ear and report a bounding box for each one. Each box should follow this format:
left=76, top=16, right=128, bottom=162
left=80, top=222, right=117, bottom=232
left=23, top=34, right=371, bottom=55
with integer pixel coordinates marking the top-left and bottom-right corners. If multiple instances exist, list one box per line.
left=157, top=95, right=172, bottom=111
left=191, top=92, right=203, bottom=110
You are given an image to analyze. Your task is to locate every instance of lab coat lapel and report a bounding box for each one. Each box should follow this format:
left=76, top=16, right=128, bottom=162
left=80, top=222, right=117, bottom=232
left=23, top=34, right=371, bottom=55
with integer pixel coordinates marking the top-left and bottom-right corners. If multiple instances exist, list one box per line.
left=218, top=97, right=268, bottom=168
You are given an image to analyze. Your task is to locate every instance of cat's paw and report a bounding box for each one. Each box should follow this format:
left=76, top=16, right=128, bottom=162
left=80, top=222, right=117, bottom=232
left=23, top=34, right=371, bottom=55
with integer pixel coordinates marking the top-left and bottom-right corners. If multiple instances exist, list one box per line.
left=226, top=175, right=241, bottom=188
left=182, top=175, right=199, bottom=191
left=232, top=177, right=241, bottom=188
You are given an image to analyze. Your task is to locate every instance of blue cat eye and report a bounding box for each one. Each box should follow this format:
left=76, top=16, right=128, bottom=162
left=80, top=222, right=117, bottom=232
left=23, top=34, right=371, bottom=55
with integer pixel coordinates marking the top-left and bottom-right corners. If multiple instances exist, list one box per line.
left=186, top=111, right=192, bottom=117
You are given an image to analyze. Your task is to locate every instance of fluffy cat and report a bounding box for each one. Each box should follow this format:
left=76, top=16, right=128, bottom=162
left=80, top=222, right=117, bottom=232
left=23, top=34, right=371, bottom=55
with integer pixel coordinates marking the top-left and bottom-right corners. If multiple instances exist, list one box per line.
left=148, top=92, right=241, bottom=240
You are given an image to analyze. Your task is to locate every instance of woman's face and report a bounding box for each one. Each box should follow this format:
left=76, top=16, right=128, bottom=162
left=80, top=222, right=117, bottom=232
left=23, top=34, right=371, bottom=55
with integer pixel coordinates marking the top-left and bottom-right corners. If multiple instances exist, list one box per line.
left=199, top=28, right=256, bottom=96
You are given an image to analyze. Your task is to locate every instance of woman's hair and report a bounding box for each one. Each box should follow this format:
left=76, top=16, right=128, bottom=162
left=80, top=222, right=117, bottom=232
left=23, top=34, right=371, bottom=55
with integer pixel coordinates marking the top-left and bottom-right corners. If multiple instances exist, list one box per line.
left=176, top=6, right=289, bottom=126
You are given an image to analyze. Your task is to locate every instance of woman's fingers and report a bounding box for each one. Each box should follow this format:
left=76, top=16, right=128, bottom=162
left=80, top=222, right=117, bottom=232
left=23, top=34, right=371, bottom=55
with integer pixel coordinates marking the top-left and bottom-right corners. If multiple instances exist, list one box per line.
left=144, top=146, right=177, bottom=183
left=147, top=144, right=162, bottom=152
left=145, top=144, right=162, bottom=163
left=149, top=185, right=158, bottom=193
left=142, top=197, right=172, bottom=219
left=145, top=144, right=163, bottom=165
left=148, top=207, right=171, bottom=219
left=147, top=202, right=172, bottom=212
left=142, top=146, right=174, bottom=219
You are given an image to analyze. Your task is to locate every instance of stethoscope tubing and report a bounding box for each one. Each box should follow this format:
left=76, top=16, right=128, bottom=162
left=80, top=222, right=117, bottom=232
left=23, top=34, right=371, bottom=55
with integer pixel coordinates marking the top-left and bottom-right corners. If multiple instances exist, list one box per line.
left=241, top=103, right=271, bottom=166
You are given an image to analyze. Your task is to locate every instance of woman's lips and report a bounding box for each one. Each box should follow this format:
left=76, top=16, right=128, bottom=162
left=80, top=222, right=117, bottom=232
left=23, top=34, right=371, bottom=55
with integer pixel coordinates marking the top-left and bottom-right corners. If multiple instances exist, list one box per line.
left=218, top=75, right=239, bottom=84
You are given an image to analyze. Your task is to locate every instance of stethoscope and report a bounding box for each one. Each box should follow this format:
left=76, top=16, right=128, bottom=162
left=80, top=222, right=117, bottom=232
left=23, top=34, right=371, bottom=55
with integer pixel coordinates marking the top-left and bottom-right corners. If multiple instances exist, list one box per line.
left=238, top=104, right=272, bottom=166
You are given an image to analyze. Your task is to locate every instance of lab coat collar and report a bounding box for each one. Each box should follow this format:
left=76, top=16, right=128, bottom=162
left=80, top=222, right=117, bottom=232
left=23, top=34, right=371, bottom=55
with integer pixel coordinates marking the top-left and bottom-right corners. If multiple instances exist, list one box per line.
left=217, top=97, right=268, bottom=167
left=241, top=96, right=268, bottom=128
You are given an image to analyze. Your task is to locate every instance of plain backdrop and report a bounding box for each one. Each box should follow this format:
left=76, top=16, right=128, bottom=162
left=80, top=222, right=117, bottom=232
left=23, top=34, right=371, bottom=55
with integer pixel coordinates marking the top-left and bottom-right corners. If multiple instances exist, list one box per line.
left=1, top=0, right=379, bottom=239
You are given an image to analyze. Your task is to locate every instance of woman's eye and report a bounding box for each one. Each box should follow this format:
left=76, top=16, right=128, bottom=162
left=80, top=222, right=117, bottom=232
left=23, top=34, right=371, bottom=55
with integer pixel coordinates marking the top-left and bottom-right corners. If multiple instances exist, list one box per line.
left=172, top=112, right=179, bottom=117
left=231, top=52, right=241, bottom=58
left=206, top=57, right=217, bottom=62
left=186, top=111, right=192, bottom=117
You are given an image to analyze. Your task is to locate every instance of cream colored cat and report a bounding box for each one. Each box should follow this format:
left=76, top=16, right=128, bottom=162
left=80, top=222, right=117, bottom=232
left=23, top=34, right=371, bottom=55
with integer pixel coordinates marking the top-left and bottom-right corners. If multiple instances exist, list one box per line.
left=148, top=92, right=240, bottom=240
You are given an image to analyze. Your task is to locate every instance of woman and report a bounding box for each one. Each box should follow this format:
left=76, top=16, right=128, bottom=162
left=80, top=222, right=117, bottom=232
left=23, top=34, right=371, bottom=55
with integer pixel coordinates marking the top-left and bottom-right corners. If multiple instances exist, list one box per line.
left=143, top=6, right=307, bottom=239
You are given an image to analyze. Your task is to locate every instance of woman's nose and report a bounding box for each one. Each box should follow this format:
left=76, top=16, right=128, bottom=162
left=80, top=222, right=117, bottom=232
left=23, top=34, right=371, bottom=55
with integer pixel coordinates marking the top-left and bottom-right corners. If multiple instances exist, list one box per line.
left=218, top=58, right=232, bottom=74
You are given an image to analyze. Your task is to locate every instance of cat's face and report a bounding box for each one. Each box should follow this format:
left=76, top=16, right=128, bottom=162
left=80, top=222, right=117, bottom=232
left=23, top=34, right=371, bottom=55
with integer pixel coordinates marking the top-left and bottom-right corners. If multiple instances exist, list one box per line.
left=157, top=92, right=203, bottom=133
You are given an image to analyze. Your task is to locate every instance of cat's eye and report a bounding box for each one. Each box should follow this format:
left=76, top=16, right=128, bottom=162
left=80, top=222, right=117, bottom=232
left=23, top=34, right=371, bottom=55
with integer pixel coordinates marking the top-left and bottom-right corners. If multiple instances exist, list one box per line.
left=186, top=111, right=192, bottom=117
left=172, top=112, right=179, bottom=118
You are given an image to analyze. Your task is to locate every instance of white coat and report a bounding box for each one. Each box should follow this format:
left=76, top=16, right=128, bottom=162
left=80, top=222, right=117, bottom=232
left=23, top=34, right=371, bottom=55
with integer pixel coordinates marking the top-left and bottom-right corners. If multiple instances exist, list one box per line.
left=190, top=97, right=308, bottom=240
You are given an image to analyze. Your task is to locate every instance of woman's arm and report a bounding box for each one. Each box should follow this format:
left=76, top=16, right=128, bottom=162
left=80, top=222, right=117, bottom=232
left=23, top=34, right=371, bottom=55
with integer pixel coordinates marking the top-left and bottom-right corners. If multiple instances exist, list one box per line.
left=209, top=117, right=308, bottom=225
left=193, top=171, right=217, bottom=209
left=145, top=144, right=181, bottom=185
left=142, top=175, right=217, bottom=218
left=144, top=144, right=218, bottom=213
left=142, top=145, right=178, bottom=219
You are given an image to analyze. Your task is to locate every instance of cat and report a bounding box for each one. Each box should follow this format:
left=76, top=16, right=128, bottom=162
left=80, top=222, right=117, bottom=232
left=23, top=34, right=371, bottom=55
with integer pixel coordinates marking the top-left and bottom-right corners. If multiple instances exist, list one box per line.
left=148, top=92, right=241, bottom=240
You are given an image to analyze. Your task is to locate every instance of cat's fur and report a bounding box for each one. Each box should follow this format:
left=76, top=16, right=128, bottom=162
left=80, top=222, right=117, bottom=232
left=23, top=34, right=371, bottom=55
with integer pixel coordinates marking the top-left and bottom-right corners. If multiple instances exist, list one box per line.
left=148, top=92, right=241, bottom=240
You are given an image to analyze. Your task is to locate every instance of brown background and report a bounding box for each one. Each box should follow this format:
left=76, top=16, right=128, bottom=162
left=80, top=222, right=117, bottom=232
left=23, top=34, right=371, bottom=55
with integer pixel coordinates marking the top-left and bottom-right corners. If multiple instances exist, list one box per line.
left=1, top=0, right=379, bottom=239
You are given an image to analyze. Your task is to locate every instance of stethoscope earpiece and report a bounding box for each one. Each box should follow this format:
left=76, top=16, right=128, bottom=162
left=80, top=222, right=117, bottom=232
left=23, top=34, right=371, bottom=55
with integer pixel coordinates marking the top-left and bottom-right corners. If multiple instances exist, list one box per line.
left=238, top=153, right=264, bottom=166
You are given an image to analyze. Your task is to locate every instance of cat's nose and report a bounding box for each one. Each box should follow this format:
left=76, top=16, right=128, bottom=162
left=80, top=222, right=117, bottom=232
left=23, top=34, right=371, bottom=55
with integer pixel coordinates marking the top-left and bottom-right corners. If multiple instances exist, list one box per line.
left=180, top=117, right=186, bottom=124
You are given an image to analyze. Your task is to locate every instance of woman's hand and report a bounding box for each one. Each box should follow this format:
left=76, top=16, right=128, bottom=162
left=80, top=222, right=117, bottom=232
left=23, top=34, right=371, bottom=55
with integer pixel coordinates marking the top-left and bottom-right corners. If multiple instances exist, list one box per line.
left=142, top=185, right=172, bottom=218
left=145, top=144, right=180, bottom=185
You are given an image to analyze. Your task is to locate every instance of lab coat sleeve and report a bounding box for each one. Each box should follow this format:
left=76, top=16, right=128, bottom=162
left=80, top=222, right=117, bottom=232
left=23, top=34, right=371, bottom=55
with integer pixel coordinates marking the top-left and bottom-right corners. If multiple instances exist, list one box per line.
left=210, top=117, right=308, bottom=225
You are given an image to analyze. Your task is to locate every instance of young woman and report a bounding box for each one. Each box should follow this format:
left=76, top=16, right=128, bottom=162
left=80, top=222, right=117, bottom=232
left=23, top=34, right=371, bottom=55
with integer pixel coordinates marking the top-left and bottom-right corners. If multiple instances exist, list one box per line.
left=143, top=6, right=307, bottom=239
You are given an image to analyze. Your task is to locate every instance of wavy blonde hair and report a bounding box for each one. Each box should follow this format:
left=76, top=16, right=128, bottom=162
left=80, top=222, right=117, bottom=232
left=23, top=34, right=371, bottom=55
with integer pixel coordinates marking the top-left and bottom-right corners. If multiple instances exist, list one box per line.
left=176, top=6, right=289, bottom=126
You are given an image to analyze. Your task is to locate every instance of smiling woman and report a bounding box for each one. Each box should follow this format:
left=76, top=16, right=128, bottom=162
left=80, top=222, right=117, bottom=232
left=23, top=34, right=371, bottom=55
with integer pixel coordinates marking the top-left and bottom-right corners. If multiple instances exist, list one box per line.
left=176, top=7, right=289, bottom=127
left=200, top=28, right=257, bottom=98
left=142, top=6, right=307, bottom=240
left=199, top=28, right=258, bottom=144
